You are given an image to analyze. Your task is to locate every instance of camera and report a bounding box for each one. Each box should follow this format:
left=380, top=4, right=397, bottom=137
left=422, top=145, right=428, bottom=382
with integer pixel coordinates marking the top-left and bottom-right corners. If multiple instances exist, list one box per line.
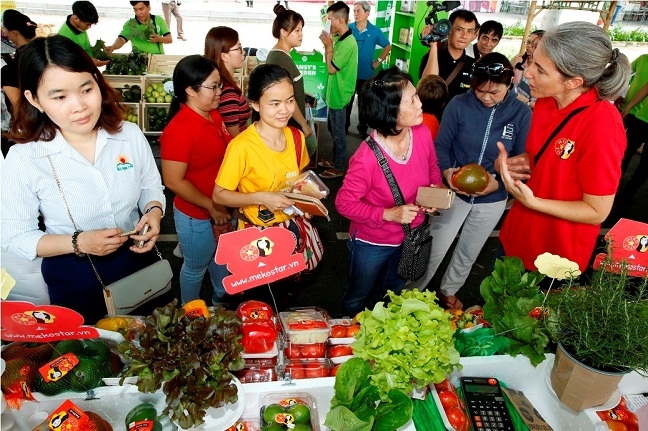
left=420, top=1, right=461, bottom=46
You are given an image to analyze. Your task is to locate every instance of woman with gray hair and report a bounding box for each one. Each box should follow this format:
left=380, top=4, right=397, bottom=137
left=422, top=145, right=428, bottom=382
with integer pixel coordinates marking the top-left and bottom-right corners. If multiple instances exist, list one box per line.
left=496, top=21, right=630, bottom=273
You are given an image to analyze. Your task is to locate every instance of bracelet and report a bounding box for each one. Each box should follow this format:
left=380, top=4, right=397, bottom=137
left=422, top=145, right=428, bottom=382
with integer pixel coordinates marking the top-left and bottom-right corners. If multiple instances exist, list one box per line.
left=72, top=230, right=86, bottom=257
left=145, top=205, right=164, bottom=217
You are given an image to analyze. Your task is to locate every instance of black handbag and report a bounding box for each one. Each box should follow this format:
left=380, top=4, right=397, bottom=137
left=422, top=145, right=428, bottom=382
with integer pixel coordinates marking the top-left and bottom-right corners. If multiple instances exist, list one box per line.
left=365, top=136, right=432, bottom=280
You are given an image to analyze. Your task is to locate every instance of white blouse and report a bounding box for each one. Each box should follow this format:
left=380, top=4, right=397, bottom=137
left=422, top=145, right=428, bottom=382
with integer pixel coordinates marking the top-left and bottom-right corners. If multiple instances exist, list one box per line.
left=1, top=122, right=165, bottom=260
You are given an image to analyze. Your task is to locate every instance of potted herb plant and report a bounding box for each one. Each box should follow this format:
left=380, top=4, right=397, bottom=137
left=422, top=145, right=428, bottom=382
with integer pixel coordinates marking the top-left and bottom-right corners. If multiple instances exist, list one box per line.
left=545, top=258, right=648, bottom=412
left=118, top=300, right=245, bottom=428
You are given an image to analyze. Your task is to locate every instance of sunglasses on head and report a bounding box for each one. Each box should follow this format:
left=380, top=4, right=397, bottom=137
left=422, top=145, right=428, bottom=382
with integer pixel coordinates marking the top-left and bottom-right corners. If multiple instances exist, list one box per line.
left=472, top=63, right=511, bottom=76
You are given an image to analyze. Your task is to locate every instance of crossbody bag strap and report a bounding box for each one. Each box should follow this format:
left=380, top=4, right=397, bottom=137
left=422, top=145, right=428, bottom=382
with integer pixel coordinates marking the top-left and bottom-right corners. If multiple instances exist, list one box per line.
left=288, top=126, right=303, bottom=168
left=445, top=60, right=465, bottom=87
left=365, top=135, right=411, bottom=235
left=46, top=156, right=162, bottom=290
left=533, top=105, right=589, bottom=166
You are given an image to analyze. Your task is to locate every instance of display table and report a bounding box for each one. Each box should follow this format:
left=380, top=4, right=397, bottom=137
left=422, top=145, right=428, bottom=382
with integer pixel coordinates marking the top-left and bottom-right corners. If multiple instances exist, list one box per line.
left=6, top=355, right=648, bottom=431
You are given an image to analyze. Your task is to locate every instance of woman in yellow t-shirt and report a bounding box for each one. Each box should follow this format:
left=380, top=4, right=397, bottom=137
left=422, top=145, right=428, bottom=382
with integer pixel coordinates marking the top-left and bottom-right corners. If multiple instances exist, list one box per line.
left=213, top=64, right=322, bottom=270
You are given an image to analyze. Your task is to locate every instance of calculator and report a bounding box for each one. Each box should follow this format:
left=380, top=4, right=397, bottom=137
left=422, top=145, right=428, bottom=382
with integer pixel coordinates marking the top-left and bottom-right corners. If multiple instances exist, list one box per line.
left=460, top=377, right=515, bottom=431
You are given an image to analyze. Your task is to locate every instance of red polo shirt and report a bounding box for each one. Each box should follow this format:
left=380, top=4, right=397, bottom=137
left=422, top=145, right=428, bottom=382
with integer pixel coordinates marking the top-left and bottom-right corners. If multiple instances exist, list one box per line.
left=500, top=88, right=626, bottom=271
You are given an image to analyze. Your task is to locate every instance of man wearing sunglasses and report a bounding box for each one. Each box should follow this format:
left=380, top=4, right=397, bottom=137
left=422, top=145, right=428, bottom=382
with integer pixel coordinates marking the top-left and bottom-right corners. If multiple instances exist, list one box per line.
left=420, top=9, right=478, bottom=116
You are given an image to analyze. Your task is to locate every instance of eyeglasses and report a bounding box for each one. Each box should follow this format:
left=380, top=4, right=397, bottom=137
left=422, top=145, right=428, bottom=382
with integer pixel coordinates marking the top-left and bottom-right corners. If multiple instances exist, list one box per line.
left=472, top=63, right=511, bottom=76
left=200, top=82, right=224, bottom=92
left=227, top=45, right=244, bottom=54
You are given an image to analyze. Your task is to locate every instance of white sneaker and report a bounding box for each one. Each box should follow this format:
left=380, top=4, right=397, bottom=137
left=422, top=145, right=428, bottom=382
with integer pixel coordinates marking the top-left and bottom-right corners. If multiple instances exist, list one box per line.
left=173, top=243, right=184, bottom=258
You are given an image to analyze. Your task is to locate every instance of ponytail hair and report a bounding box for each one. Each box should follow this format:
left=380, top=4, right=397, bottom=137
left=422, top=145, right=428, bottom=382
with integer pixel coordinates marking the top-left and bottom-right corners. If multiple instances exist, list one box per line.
left=540, top=21, right=630, bottom=100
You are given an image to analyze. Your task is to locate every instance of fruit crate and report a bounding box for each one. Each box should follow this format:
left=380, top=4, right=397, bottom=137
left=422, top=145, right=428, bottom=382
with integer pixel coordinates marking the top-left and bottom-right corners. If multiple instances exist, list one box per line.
left=142, top=103, right=170, bottom=135
left=143, top=76, right=173, bottom=104
left=147, top=54, right=185, bottom=77
left=105, top=75, right=145, bottom=103
left=122, top=102, right=141, bottom=129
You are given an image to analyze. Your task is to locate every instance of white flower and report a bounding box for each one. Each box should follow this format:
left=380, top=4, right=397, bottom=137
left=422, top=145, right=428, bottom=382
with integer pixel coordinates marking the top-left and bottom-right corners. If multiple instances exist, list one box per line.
left=534, top=253, right=581, bottom=280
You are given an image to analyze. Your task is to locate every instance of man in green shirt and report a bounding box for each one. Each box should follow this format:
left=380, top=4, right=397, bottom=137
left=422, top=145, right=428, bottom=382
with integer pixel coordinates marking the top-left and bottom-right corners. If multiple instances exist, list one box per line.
left=319, top=1, right=358, bottom=178
left=105, top=1, right=172, bottom=55
left=58, top=1, right=109, bottom=67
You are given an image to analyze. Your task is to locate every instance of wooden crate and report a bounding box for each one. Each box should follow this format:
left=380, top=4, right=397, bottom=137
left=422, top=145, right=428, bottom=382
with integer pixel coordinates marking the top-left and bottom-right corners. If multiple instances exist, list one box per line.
left=143, top=76, right=173, bottom=103
left=35, top=24, right=55, bottom=38
left=147, top=54, right=185, bottom=76
left=122, top=102, right=142, bottom=130
left=105, top=76, right=145, bottom=103
left=142, top=103, right=171, bottom=135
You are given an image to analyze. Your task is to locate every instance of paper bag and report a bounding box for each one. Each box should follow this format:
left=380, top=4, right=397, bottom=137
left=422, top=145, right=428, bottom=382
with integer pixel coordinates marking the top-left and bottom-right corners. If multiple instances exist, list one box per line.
left=550, top=345, right=625, bottom=412
left=416, top=187, right=455, bottom=210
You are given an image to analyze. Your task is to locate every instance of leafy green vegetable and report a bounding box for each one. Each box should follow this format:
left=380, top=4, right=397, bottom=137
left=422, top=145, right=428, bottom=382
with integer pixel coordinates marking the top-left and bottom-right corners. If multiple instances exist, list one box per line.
left=125, top=18, right=156, bottom=41
left=118, top=300, right=244, bottom=429
left=105, top=47, right=148, bottom=75
left=352, top=290, right=460, bottom=400
left=90, top=38, right=110, bottom=61
left=480, top=257, right=550, bottom=366
left=325, top=358, right=412, bottom=431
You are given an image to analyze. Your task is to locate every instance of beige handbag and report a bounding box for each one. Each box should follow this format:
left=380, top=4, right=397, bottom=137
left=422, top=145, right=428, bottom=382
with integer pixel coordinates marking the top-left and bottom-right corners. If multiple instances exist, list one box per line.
left=48, top=156, right=173, bottom=315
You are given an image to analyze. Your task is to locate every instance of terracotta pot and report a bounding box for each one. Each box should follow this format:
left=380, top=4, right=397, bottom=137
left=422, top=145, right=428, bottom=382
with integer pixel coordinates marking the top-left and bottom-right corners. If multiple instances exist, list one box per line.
left=550, top=343, right=626, bottom=412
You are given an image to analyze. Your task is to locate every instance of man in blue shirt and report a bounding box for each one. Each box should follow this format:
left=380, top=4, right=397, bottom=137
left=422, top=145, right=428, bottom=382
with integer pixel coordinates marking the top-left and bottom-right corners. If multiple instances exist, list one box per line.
left=346, top=1, right=391, bottom=139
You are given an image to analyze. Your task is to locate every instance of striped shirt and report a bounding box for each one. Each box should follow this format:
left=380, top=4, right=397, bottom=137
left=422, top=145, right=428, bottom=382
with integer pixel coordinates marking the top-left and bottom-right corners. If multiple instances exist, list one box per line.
left=1, top=122, right=165, bottom=260
left=218, top=83, right=251, bottom=131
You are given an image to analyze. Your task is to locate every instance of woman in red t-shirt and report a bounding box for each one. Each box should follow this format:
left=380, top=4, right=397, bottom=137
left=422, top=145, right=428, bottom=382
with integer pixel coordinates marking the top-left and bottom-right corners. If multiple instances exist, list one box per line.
left=160, top=55, right=232, bottom=305
left=497, top=22, right=630, bottom=272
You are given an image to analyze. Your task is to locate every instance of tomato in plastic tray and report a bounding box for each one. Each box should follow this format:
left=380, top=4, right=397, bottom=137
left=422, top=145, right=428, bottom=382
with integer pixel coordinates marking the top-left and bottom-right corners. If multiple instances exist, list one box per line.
left=280, top=311, right=330, bottom=344
left=283, top=359, right=330, bottom=379
left=236, top=367, right=277, bottom=383
left=432, top=378, right=470, bottom=431
left=244, top=357, right=278, bottom=368
left=284, top=342, right=326, bottom=359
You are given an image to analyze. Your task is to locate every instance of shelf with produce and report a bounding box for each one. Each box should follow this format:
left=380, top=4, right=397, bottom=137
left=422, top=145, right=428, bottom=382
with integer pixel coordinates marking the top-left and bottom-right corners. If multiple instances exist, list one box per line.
left=142, top=77, right=173, bottom=104
left=142, top=103, right=170, bottom=135
left=122, top=102, right=141, bottom=129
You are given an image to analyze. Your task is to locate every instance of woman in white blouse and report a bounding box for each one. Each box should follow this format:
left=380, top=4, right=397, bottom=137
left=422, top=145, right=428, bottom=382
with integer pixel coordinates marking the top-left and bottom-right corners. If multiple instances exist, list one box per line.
left=1, top=36, right=165, bottom=323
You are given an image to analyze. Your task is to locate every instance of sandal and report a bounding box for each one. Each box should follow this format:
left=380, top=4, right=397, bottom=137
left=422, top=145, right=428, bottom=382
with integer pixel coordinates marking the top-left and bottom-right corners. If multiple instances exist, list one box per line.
left=317, top=160, right=334, bottom=168
left=438, top=293, right=463, bottom=310
left=319, top=168, right=344, bottom=179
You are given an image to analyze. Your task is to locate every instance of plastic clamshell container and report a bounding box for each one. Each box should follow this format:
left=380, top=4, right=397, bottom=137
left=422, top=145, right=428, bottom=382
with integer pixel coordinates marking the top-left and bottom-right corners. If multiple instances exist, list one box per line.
left=259, top=391, right=320, bottom=431
left=279, top=311, right=330, bottom=344
left=284, top=341, right=327, bottom=359
left=283, top=359, right=331, bottom=380
left=242, top=341, right=279, bottom=359
left=327, top=318, right=356, bottom=345
left=285, top=170, right=330, bottom=199
left=236, top=367, right=277, bottom=384
left=430, top=384, right=459, bottom=431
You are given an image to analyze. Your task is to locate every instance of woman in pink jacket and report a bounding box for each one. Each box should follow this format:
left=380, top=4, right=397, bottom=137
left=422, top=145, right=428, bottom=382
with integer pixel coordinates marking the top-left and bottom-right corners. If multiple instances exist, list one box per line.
left=335, top=67, right=442, bottom=316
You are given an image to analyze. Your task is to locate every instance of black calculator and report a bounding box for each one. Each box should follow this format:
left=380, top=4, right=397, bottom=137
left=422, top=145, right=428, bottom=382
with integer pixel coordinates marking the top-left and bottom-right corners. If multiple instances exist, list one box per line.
left=460, top=377, right=515, bottom=431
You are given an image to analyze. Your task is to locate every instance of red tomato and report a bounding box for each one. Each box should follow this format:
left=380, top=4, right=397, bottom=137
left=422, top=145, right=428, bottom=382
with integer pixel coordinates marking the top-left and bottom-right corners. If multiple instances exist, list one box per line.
left=330, top=364, right=341, bottom=376
left=446, top=407, right=469, bottom=431
left=284, top=344, right=302, bottom=359
left=434, top=378, right=457, bottom=394
left=605, top=421, right=629, bottom=431
left=285, top=364, right=305, bottom=379
left=304, top=362, right=329, bottom=378
left=300, top=343, right=326, bottom=358
left=438, top=390, right=460, bottom=410
left=345, top=324, right=361, bottom=337
left=330, top=325, right=347, bottom=338
left=329, top=345, right=353, bottom=357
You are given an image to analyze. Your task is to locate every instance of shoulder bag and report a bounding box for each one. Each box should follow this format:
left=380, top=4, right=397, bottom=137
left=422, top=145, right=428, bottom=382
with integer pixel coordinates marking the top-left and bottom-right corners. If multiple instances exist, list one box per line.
left=365, top=136, right=432, bottom=280
left=48, top=156, right=173, bottom=315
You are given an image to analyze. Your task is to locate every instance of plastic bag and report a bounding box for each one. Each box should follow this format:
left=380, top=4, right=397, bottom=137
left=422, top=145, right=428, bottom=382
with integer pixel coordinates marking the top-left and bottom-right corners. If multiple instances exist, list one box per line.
left=454, top=327, right=510, bottom=357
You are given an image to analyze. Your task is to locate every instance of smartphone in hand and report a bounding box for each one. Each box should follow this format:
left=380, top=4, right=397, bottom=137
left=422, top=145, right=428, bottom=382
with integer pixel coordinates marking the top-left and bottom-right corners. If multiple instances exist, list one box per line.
left=135, top=225, right=150, bottom=248
left=118, top=228, right=138, bottom=237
